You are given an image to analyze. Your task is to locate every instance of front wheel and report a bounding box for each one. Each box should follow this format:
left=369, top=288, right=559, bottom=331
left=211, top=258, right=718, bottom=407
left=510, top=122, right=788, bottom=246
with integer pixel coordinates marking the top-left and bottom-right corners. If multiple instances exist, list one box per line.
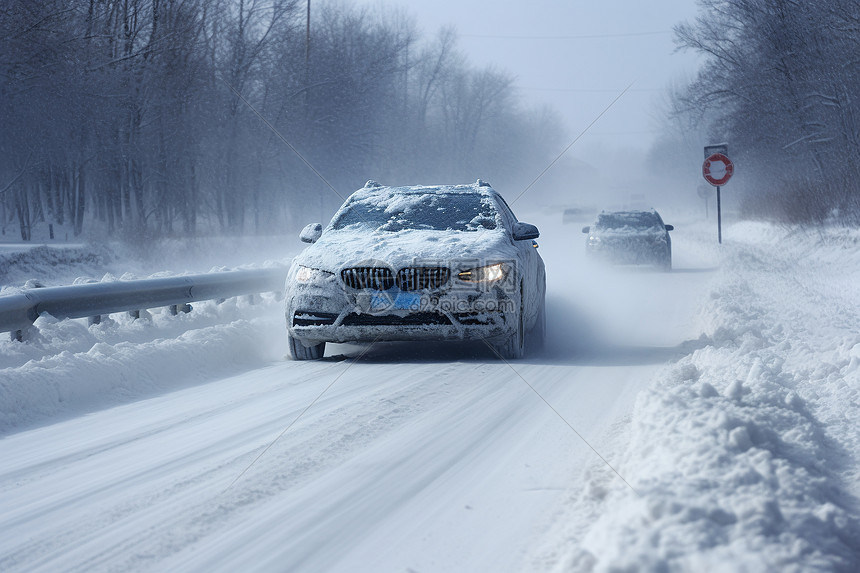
left=288, top=334, right=326, bottom=360
left=528, top=295, right=546, bottom=354
left=657, top=246, right=672, bottom=272
left=493, top=291, right=525, bottom=360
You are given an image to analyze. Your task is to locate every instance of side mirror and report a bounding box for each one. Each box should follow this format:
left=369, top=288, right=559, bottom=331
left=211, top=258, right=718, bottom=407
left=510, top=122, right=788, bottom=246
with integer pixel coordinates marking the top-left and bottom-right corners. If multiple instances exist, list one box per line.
left=581, top=226, right=590, bottom=234
left=512, top=222, right=540, bottom=241
left=665, top=224, right=674, bottom=231
left=300, top=223, right=323, bottom=243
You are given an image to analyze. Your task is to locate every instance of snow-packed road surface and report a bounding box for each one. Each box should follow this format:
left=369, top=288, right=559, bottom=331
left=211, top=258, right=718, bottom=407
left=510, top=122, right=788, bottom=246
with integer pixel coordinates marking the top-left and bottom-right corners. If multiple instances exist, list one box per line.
left=1, top=215, right=858, bottom=572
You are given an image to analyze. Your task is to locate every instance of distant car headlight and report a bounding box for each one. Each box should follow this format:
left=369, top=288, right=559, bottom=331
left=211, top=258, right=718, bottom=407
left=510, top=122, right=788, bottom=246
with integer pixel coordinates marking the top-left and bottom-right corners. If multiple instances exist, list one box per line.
left=295, top=265, right=333, bottom=283
left=587, top=235, right=601, bottom=246
left=457, top=263, right=508, bottom=283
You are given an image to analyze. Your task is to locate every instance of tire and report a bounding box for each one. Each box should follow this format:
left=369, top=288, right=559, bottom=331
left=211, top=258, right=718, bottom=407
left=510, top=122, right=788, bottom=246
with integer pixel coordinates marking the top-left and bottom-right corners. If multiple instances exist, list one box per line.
left=656, top=245, right=672, bottom=272
left=493, top=288, right=525, bottom=360
left=528, top=295, right=546, bottom=354
left=288, top=334, right=326, bottom=360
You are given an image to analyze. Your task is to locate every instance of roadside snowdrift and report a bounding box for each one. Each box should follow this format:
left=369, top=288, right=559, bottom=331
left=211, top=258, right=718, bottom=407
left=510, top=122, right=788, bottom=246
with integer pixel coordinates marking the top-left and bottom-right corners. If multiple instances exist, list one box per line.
left=0, top=236, right=296, bottom=435
left=558, top=223, right=860, bottom=572
left=0, top=297, right=286, bottom=435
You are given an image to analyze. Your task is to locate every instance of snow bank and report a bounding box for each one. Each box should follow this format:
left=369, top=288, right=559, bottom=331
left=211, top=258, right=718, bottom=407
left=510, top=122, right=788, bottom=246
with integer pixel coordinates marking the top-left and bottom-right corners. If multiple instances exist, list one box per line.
left=0, top=296, right=286, bottom=435
left=0, top=235, right=298, bottom=435
left=558, top=222, right=860, bottom=572
left=0, top=244, right=114, bottom=288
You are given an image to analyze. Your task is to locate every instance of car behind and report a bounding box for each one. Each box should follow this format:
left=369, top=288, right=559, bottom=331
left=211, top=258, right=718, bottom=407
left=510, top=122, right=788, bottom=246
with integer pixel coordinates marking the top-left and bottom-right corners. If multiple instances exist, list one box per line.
left=581, top=209, right=674, bottom=271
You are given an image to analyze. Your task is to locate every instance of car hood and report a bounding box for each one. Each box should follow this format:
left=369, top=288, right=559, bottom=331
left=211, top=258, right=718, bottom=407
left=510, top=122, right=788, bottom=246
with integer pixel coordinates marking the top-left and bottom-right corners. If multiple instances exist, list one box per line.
left=293, top=227, right=518, bottom=272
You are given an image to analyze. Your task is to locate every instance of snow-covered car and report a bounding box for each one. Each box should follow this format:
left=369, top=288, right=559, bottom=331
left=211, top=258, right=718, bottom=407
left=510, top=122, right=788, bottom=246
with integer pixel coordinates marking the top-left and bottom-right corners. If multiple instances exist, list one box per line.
left=581, top=209, right=674, bottom=271
left=285, top=180, right=546, bottom=360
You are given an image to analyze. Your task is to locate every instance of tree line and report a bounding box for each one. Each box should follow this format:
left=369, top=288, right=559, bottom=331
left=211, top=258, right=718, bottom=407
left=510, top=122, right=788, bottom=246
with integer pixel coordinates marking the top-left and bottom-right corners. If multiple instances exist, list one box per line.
left=0, top=0, right=563, bottom=241
left=673, top=0, right=860, bottom=224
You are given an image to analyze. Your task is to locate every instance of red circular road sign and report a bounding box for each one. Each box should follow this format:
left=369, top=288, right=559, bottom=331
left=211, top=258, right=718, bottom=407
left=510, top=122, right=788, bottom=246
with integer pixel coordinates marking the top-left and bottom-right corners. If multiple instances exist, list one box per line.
left=703, top=153, right=734, bottom=186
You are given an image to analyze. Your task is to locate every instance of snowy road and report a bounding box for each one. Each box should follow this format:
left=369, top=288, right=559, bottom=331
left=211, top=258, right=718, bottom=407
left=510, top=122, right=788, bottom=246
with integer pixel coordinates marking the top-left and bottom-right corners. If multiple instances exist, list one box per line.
left=1, top=347, right=662, bottom=572
left=2, top=216, right=857, bottom=571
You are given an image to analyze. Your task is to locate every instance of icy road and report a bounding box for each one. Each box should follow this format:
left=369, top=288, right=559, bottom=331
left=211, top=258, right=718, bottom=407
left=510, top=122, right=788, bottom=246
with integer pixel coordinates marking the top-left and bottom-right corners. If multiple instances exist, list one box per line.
left=1, top=216, right=858, bottom=572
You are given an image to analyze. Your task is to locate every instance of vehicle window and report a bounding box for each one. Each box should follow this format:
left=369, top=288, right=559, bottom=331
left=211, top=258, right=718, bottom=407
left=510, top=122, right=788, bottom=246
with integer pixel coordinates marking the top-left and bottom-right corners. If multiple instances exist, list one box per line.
left=331, top=193, right=499, bottom=232
left=596, top=212, right=662, bottom=230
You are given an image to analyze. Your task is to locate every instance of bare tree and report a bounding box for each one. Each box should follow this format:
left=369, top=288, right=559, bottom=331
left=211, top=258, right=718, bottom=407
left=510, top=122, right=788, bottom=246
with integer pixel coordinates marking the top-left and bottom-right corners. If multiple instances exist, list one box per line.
left=674, top=0, right=860, bottom=223
left=0, top=0, right=568, bottom=240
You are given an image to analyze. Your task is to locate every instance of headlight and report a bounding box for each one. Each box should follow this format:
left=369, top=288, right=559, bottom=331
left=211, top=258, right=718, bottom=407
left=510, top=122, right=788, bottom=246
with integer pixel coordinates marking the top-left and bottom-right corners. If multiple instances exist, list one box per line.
left=457, top=263, right=508, bottom=283
left=295, top=265, right=333, bottom=283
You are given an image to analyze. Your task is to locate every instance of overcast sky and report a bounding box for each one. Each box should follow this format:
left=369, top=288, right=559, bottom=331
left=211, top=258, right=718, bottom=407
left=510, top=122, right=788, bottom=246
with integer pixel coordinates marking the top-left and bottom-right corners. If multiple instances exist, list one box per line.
left=352, top=0, right=702, bottom=159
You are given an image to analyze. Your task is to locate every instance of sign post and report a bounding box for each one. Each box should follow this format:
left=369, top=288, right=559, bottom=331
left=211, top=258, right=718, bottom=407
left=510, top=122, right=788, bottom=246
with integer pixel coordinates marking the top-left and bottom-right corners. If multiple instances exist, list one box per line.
left=702, top=145, right=734, bottom=244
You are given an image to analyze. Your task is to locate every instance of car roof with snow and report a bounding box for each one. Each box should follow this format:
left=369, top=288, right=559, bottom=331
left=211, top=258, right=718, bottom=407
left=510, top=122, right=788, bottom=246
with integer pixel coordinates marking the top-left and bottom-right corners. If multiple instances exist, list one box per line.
left=348, top=180, right=497, bottom=199
left=595, top=209, right=663, bottom=228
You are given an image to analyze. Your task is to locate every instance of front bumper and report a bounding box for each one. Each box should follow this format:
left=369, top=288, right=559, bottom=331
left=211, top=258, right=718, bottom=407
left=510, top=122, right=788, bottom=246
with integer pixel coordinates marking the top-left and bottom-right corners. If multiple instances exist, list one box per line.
left=586, top=238, right=667, bottom=265
left=286, top=283, right=517, bottom=344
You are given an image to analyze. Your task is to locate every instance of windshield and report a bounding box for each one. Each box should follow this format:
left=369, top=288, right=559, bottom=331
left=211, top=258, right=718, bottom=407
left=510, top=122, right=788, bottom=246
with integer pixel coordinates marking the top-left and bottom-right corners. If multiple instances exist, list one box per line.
left=595, top=211, right=662, bottom=230
left=331, top=192, right=499, bottom=232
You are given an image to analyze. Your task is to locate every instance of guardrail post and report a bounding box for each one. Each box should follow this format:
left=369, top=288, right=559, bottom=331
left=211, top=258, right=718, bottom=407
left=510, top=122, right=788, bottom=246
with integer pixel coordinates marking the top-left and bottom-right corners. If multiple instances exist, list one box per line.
left=169, top=303, right=192, bottom=315
left=246, top=294, right=256, bottom=306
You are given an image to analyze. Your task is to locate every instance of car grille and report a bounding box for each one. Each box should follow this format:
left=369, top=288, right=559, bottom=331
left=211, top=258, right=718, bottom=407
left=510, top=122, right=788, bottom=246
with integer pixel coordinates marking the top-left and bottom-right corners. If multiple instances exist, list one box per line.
left=341, top=312, right=452, bottom=326
left=341, top=267, right=395, bottom=290
left=292, top=311, right=339, bottom=327
left=396, top=267, right=450, bottom=290
left=341, top=266, right=449, bottom=291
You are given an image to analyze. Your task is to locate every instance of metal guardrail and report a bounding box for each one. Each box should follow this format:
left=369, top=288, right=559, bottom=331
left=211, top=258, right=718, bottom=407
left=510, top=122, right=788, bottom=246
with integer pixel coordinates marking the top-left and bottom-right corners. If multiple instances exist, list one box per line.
left=0, top=268, right=288, bottom=339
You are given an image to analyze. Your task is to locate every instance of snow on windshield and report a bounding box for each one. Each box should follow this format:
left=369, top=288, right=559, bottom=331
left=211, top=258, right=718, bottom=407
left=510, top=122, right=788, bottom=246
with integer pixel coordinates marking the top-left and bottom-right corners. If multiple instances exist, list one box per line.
left=595, top=211, right=662, bottom=232
left=331, top=191, right=499, bottom=232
